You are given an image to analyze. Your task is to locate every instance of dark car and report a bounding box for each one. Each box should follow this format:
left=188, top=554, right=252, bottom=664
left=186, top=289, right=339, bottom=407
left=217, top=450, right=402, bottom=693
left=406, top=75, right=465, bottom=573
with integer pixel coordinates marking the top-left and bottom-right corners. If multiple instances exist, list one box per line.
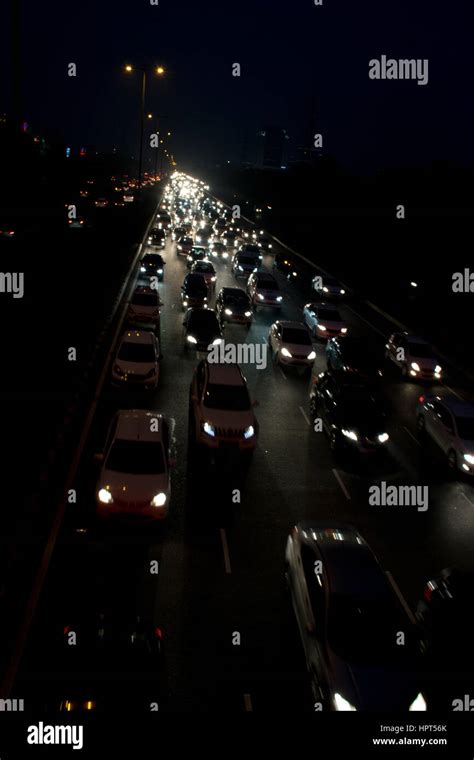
left=416, top=568, right=474, bottom=710
left=140, top=253, right=165, bottom=281
left=326, top=336, right=383, bottom=382
left=181, top=273, right=209, bottom=310
left=172, top=225, right=186, bottom=241
left=309, top=372, right=389, bottom=455
left=183, top=308, right=223, bottom=352
left=285, top=523, right=427, bottom=712
left=216, top=287, right=253, bottom=326
left=186, top=245, right=208, bottom=269
left=194, top=226, right=212, bottom=247
left=274, top=255, right=299, bottom=280
left=148, top=228, right=166, bottom=248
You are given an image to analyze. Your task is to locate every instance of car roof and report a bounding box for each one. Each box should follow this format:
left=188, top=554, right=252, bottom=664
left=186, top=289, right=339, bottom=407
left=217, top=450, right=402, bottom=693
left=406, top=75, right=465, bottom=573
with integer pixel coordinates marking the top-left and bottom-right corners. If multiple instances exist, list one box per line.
left=120, top=330, right=155, bottom=345
left=278, top=320, right=309, bottom=331
left=221, top=287, right=248, bottom=297
left=205, top=362, right=245, bottom=386
left=115, top=410, right=165, bottom=442
left=308, top=301, right=338, bottom=311
left=428, top=394, right=474, bottom=418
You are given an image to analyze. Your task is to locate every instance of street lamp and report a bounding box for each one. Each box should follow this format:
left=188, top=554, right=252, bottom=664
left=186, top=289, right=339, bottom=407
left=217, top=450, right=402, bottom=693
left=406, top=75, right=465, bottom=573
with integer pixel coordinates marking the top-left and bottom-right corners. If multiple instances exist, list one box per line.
left=124, top=63, right=165, bottom=191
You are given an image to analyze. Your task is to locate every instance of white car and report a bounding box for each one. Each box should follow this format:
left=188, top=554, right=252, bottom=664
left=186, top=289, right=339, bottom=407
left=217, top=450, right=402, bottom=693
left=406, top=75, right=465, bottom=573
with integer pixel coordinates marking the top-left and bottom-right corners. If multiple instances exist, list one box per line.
left=385, top=333, right=442, bottom=381
left=247, top=272, right=282, bottom=308
left=112, top=330, right=160, bottom=389
left=303, top=302, right=347, bottom=340
left=189, top=360, right=258, bottom=452
left=127, top=286, right=161, bottom=327
left=416, top=394, right=474, bottom=475
left=96, top=410, right=175, bottom=520
left=268, top=321, right=316, bottom=368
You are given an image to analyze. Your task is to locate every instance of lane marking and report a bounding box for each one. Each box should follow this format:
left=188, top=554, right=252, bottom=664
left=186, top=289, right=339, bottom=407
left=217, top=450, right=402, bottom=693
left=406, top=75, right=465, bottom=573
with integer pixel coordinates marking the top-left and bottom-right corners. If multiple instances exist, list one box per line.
left=386, top=571, right=416, bottom=625
left=332, top=468, right=351, bottom=500
left=444, top=384, right=464, bottom=401
left=461, top=491, right=474, bottom=508
left=403, top=426, right=421, bottom=446
left=299, top=406, right=310, bottom=426
left=278, top=367, right=287, bottom=380
left=243, top=693, right=253, bottom=711
left=220, top=528, right=232, bottom=574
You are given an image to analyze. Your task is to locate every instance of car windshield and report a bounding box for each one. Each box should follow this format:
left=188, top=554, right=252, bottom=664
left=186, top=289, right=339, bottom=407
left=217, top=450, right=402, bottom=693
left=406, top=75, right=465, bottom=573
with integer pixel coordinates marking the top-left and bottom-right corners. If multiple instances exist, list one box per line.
left=318, top=309, right=341, bottom=321
left=204, top=383, right=251, bottom=411
left=455, top=416, right=474, bottom=440
left=143, top=256, right=162, bottom=266
left=106, top=440, right=165, bottom=474
left=189, top=312, right=218, bottom=328
left=407, top=342, right=434, bottom=358
left=118, top=342, right=156, bottom=363
left=132, top=294, right=158, bottom=307
left=282, top=328, right=312, bottom=345
left=239, top=255, right=257, bottom=265
left=195, top=263, right=214, bottom=272
left=327, top=594, right=417, bottom=664
left=245, top=246, right=260, bottom=253
left=185, top=277, right=207, bottom=294
left=258, top=277, right=278, bottom=290
left=225, top=291, right=249, bottom=306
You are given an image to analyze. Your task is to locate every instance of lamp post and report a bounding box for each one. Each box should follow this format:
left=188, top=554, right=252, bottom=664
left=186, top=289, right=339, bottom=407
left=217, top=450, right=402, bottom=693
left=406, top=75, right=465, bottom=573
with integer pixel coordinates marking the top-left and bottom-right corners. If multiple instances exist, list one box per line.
left=124, top=64, right=165, bottom=191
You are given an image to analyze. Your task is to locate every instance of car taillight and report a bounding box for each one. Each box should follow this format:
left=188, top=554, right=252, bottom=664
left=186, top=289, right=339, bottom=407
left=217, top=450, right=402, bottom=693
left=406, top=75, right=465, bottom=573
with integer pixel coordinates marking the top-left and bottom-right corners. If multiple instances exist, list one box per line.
left=63, top=625, right=71, bottom=634
left=419, top=395, right=426, bottom=404
left=154, top=627, right=163, bottom=639
left=423, top=581, right=436, bottom=602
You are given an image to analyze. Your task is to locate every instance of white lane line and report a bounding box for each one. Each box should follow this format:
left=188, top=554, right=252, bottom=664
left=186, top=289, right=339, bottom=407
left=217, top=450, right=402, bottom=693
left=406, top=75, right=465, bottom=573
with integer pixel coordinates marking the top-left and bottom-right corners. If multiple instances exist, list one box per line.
left=243, top=693, right=253, bottom=712
left=386, top=571, right=416, bottom=625
left=332, top=468, right=351, bottom=500
left=403, top=425, right=421, bottom=446
left=220, top=528, right=232, bottom=574
left=279, top=367, right=287, bottom=380
left=299, top=406, right=310, bottom=426
left=345, top=305, right=386, bottom=338
left=444, top=384, right=464, bottom=401
left=461, top=491, right=474, bottom=508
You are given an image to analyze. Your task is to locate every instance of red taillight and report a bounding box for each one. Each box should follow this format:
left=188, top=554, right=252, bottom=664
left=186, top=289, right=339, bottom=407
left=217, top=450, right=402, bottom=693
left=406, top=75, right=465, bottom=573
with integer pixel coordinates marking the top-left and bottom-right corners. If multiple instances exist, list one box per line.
left=423, top=581, right=436, bottom=602
left=154, top=627, right=163, bottom=639
left=419, top=395, right=426, bottom=404
left=63, top=625, right=70, bottom=634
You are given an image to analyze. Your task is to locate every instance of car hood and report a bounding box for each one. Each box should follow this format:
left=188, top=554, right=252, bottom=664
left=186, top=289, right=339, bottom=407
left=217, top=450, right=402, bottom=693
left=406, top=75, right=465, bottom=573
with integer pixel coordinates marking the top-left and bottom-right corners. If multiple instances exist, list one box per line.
left=201, top=407, right=255, bottom=429
left=409, top=356, right=438, bottom=370
left=99, top=471, right=169, bottom=502
left=115, top=359, right=156, bottom=374
left=328, top=650, right=421, bottom=711
left=320, top=319, right=343, bottom=330
left=282, top=341, right=313, bottom=356
left=188, top=326, right=221, bottom=342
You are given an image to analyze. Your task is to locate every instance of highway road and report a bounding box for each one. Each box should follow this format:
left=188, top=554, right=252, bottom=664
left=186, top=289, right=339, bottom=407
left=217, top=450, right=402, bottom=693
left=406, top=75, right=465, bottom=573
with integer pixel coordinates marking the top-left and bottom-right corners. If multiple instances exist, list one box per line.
left=8, top=185, right=474, bottom=714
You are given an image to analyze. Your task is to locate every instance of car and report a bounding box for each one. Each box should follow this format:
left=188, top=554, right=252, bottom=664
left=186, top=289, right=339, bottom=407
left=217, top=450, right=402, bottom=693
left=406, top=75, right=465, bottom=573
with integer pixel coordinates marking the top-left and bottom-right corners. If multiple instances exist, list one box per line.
left=186, top=246, right=208, bottom=269
left=68, top=217, right=85, bottom=229
left=285, top=522, right=427, bottom=711
left=213, top=218, right=227, bottom=235
left=247, top=272, right=283, bottom=309
left=96, top=410, right=175, bottom=520
left=181, top=273, right=209, bottom=310
left=256, top=233, right=273, bottom=252
left=240, top=243, right=263, bottom=261
left=326, top=336, right=383, bottom=382
left=268, top=321, right=315, bottom=368
left=215, top=287, right=253, bottom=326
left=194, top=227, right=212, bottom=246
left=123, top=193, right=135, bottom=203
left=172, top=224, right=186, bottom=241
left=127, top=286, right=161, bottom=327
left=94, top=198, right=109, bottom=208
left=231, top=250, right=260, bottom=278
left=274, top=256, right=299, bottom=280
left=189, top=361, right=258, bottom=452
left=385, top=333, right=442, bottom=381
left=156, top=213, right=172, bottom=230
left=112, top=330, right=160, bottom=390
left=416, top=567, right=474, bottom=709
left=140, top=253, right=165, bottom=281
left=190, top=260, right=217, bottom=289
left=309, top=372, right=389, bottom=455
left=312, top=273, right=346, bottom=298
left=303, top=302, right=347, bottom=340
left=209, top=240, right=228, bottom=259
left=220, top=229, right=238, bottom=248
left=183, top=308, right=223, bottom=352
left=416, top=394, right=474, bottom=475
left=148, top=228, right=166, bottom=249
left=177, top=235, right=194, bottom=256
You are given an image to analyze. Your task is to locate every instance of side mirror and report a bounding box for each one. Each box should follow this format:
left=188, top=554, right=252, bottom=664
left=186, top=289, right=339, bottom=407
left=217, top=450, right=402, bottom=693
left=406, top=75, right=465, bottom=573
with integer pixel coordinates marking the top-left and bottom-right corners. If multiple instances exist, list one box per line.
left=94, top=452, right=104, bottom=462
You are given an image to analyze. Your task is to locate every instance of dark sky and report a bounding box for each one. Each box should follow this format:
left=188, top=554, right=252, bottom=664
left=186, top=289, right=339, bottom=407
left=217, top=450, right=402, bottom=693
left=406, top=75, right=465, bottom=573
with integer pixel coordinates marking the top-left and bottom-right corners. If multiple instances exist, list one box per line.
left=1, top=0, right=473, bottom=173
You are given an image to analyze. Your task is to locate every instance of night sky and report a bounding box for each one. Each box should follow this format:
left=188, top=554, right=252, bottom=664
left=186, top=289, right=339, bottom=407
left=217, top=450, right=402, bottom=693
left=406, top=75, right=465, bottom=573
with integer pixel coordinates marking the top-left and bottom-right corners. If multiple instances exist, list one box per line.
left=1, top=0, right=473, bottom=173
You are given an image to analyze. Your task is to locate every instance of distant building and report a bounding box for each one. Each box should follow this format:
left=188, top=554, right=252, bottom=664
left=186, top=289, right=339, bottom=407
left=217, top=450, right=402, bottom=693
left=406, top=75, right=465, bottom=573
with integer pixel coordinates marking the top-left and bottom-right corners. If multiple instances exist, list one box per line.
left=257, top=127, right=289, bottom=169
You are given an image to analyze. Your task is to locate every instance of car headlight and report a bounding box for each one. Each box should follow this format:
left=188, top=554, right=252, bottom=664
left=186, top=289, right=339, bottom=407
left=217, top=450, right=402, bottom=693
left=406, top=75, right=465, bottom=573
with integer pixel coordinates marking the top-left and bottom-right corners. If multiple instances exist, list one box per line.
left=257, top=293, right=264, bottom=300
left=98, top=488, right=113, bottom=504
left=341, top=327, right=348, bottom=334
left=158, top=268, right=163, bottom=274
left=203, top=421, right=216, bottom=437
left=211, top=276, right=216, bottom=282
left=245, top=311, right=252, bottom=317
left=212, top=338, right=223, bottom=345
left=238, top=265, right=243, bottom=271
left=409, top=693, right=427, bottom=711
left=151, top=492, right=167, bottom=507
left=318, top=324, right=327, bottom=331
left=223, top=252, right=228, bottom=258
left=268, top=243, right=272, bottom=248
left=340, top=289, right=345, bottom=295
left=113, top=364, right=124, bottom=375
left=464, top=454, right=474, bottom=465
left=140, top=266, right=146, bottom=272
left=187, top=335, right=197, bottom=344
left=281, top=347, right=292, bottom=358
left=435, top=365, right=442, bottom=374
left=307, top=351, right=316, bottom=360
left=187, top=255, right=192, bottom=261
left=342, top=429, right=358, bottom=441
left=334, top=693, right=357, bottom=711
left=244, top=425, right=255, bottom=440
left=224, top=309, right=233, bottom=316
left=377, top=433, right=389, bottom=443
left=276, top=296, right=283, bottom=302
left=323, top=286, right=329, bottom=293
left=183, top=300, right=188, bottom=306
left=411, top=362, right=421, bottom=372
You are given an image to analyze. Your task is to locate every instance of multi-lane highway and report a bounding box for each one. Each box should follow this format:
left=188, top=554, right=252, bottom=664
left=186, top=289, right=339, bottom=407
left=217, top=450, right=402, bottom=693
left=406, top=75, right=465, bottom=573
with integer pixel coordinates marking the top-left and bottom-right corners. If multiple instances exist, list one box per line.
left=7, top=177, right=474, bottom=714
